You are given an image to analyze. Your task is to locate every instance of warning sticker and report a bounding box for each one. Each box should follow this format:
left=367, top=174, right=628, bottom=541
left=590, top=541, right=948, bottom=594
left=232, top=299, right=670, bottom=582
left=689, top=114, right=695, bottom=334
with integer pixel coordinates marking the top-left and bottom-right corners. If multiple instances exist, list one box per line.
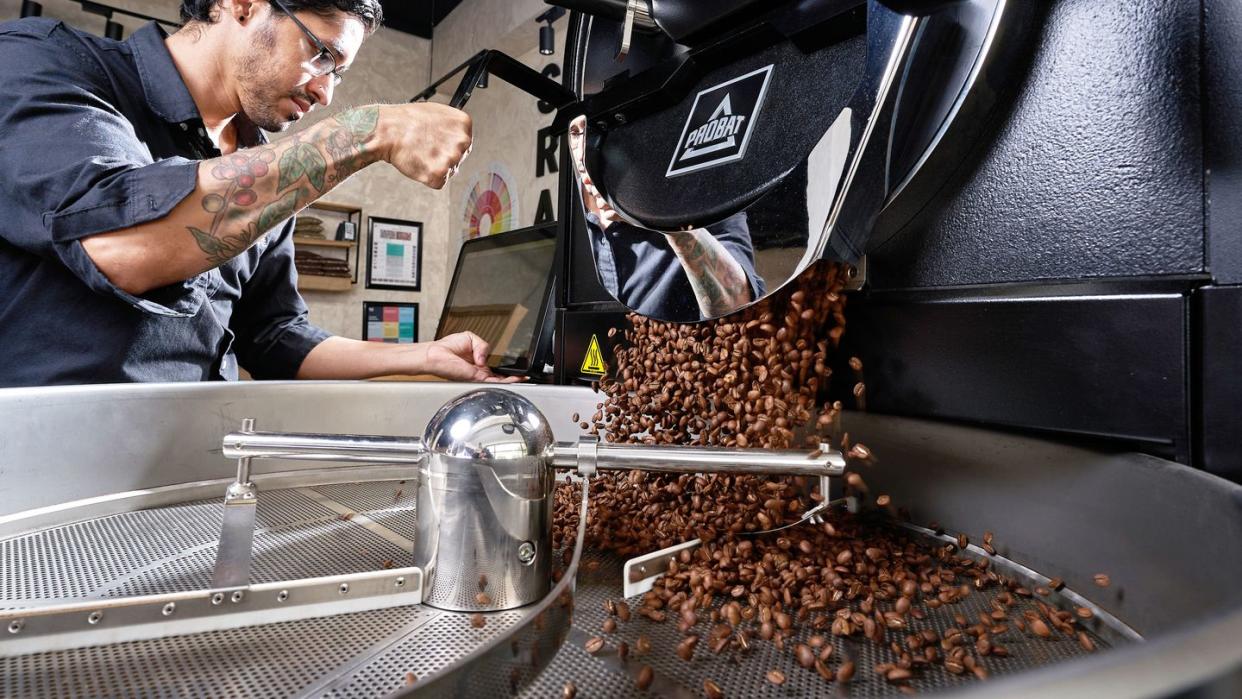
left=580, top=334, right=607, bottom=376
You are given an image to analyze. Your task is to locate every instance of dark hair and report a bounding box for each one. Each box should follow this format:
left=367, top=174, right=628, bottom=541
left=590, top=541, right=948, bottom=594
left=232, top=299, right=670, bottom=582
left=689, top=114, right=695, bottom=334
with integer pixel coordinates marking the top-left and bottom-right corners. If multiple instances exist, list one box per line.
left=180, top=0, right=384, bottom=34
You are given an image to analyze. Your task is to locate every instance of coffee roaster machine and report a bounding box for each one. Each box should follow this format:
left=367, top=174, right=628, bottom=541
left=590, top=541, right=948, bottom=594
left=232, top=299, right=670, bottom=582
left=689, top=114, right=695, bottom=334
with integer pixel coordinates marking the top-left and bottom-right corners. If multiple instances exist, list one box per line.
left=2, top=0, right=1242, bottom=697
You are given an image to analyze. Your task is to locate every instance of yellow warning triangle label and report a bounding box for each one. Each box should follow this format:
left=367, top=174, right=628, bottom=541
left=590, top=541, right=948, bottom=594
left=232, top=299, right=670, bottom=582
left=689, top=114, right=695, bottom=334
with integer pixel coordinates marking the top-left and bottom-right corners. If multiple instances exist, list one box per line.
left=580, top=334, right=607, bottom=376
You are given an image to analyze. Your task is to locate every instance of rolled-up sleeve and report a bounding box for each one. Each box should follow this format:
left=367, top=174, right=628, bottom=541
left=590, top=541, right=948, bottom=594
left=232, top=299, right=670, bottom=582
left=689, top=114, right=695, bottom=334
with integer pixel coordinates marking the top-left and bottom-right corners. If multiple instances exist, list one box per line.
left=230, top=225, right=332, bottom=379
left=0, top=22, right=200, bottom=316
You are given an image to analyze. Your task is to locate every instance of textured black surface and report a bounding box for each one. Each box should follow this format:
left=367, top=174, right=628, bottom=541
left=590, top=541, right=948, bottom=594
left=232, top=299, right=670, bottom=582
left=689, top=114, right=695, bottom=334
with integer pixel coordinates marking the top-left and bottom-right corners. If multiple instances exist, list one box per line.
left=834, top=291, right=1190, bottom=460
left=1195, top=286, right=1242, bottom=481
left=1205, top=0, right=1242, bottom=284
left=868, top=0, right=1207, bottom=289
left=596, top=31, right=867, bottom=230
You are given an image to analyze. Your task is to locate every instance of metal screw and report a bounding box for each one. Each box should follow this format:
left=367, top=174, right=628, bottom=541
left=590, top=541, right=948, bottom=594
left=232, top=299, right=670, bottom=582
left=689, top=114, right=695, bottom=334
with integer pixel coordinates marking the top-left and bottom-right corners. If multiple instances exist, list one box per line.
left=277, top=590, right=289, bottom=602
left=211, top=592, right=225, bottom=606
left=230, top=590, right=244, bottom=603
left=162, top=603, right=176, bottom=616
left=614, top=113, right=627, bottom=124
left=395, top=577, right=406, bottom=588
left=87, top=611, right=103, bottom=625
left=517, top=541, right=537, bottom=565
left=339, top=583, right=350, bottom=595
left=8, top=620, right=23, bottom=634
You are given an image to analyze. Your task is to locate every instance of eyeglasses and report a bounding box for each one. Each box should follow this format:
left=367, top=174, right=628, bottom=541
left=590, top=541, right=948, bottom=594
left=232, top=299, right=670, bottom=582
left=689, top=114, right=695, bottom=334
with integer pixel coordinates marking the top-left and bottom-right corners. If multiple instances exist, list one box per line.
left=269, top=0, right=345, bottom=85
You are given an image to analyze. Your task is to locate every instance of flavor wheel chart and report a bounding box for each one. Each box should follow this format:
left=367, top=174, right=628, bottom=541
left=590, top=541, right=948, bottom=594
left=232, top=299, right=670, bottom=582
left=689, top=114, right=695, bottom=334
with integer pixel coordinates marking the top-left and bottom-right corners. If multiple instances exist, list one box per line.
left=461, top=170, right=516, bottom=239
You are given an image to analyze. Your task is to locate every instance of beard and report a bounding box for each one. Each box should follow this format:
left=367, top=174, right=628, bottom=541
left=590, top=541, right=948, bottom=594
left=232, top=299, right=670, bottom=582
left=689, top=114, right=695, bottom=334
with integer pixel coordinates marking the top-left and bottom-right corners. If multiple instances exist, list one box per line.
left=234, top=25, right=313, bottom=133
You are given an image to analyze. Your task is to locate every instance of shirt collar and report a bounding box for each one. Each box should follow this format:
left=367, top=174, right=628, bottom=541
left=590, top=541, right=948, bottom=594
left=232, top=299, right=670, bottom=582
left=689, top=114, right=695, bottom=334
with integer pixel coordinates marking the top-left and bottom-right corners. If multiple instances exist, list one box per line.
left=128, top=22, right=202, bottom=124
left=128, top=22, right=266, bottom=149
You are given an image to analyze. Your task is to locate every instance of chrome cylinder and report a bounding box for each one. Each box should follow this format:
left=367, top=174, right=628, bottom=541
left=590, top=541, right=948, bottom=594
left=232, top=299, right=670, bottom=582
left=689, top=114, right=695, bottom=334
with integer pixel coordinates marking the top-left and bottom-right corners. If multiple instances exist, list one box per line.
left=416, top=389, right=555, bottom=612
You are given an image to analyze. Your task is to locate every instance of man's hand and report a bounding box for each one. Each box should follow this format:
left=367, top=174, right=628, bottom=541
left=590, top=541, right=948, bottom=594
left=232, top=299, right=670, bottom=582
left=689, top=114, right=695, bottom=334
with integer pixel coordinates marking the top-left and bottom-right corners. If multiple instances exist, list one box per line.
left=376, top=103, right=473, bottom=189
left=418, top=332, right=523, bottom=383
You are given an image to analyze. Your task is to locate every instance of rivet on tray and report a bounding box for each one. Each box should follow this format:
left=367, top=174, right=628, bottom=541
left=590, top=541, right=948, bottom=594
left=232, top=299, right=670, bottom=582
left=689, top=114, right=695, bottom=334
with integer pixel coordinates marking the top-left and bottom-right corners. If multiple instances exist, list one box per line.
left=277, top=590, right=289, bottom=602
left=7, top=620, right=23, bottom=634
left=230, top=591, right=245, bottom=603
left=87, top=611, right=103, bottom=625
left=162, top=603, right=176, bottom=616
left=395, top=577, right=406, bottom=588
left=339, top=583, right=350, bottom=595
left=211, top=592, right=225, bottom=606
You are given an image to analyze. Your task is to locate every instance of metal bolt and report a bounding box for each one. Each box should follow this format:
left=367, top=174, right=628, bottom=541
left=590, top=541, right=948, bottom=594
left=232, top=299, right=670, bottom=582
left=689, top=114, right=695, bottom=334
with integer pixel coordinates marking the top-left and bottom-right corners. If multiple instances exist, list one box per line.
left=517, top=541, right=537, bottom=565
left=614, top=113, right=627, bottom=124
left=87, top=611, right=103, bottom=625
left=211, top=592, right=225, bottom=606
left=8, top=620, right=23, bottom=634
left=339, top=583, right=350, bottom=595
left=395, top=577, right=406, bottom=588
left=162, top=603, right=176, bottom=616
left=230, top=590, right=244, bottom=603
left=277, top=590, right=289, bottom=602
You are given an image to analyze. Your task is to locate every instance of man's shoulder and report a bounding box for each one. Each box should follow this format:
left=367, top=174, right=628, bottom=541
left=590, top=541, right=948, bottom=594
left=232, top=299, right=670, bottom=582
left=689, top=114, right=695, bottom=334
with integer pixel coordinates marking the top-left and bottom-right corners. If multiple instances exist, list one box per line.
left=0, top=17, right=62, bottom=39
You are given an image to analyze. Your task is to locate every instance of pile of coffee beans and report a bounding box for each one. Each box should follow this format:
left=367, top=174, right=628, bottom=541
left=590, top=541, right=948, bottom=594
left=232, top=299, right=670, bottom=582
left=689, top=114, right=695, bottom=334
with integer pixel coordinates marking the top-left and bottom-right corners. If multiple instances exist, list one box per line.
left=552, top=261, right=1102, bottom=693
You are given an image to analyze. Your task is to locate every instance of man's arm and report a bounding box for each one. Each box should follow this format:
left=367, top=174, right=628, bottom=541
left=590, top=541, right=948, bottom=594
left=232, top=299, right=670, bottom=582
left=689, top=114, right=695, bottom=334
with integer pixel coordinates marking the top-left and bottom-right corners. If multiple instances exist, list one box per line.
left=662, top=229, right=754, bottom=317
left=82, top=103, right=469, bottom=295
left=297, top=333, right=522, bottom=382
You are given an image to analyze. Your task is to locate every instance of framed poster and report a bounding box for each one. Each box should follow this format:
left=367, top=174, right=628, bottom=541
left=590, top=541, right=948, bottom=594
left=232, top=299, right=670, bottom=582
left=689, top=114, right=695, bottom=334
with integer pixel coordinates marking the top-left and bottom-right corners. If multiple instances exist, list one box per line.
left=362, top=301, right=419, bottom=344
left=366, top=216, right=423, bottom=291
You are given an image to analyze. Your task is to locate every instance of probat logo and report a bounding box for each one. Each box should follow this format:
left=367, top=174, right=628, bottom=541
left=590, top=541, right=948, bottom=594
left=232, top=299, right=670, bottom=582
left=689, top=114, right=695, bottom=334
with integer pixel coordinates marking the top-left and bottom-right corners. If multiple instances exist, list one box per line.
left=667, top=64, right=774, bottom=178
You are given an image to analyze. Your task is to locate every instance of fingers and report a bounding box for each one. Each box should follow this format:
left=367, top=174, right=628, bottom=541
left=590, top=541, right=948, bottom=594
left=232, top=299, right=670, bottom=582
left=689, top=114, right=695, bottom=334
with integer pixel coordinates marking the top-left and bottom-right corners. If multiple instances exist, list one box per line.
left=463, top=331, right=490, bottom=366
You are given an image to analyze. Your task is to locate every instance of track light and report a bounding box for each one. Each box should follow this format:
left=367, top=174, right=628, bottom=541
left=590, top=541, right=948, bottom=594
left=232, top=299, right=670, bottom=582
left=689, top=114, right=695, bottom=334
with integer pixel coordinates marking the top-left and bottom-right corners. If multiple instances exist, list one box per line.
left=539, top=22, right=555, bottom=55
left=477, top=71, right=489, bottom=89
left=20, top=0, right=42, bottom=17
left=104, top=19, right=124, bottom=40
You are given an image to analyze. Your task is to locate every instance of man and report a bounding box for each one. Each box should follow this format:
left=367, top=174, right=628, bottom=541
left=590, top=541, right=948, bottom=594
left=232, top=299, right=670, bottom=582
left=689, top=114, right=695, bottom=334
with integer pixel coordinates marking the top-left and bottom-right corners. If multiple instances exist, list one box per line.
left=566, top=116, right=765, bottom=321
left=0, top=0, right=517, bottom=386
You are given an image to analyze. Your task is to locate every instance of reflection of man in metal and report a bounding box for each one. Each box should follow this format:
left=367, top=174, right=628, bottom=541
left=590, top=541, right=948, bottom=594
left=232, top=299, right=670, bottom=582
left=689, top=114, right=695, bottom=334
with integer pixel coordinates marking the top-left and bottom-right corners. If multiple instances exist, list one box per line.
left=569, top=117, right=765, bottom=320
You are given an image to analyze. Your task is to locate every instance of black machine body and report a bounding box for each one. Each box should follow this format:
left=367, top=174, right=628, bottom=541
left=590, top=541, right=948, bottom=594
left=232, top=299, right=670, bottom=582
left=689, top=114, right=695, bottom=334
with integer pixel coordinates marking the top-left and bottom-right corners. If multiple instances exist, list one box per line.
left=549, top=0, right=1242, bottom=482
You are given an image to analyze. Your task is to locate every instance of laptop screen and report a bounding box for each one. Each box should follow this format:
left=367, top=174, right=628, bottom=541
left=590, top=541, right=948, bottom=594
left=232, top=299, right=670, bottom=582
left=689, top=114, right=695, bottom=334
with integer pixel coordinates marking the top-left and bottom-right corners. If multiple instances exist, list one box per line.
left=436, top=225, right=558, bottom=373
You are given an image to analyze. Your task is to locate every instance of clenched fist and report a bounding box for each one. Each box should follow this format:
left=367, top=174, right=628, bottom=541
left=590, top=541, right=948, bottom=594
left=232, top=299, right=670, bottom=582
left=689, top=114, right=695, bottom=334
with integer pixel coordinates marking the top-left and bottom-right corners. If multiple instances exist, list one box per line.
left=376, top=102, right=473, bottom=189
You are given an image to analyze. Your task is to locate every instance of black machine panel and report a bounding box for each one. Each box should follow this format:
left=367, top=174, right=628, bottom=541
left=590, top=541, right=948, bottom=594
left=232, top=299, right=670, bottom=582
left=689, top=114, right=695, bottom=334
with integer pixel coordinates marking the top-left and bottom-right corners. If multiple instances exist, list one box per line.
left=868, top=0, right=1208, bottom=289
left=552, top=0, right=1241, bottom=480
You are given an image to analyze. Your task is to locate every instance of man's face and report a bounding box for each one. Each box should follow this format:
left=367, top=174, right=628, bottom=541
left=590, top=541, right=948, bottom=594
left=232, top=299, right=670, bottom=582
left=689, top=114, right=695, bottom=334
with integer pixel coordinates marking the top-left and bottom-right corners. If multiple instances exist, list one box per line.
left=235, top=5, right=365, bottom=132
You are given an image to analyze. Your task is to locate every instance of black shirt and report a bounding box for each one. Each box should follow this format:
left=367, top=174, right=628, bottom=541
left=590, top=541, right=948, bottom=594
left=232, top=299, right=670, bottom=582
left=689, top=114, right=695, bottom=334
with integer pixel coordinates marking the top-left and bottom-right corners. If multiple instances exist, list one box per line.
left=0, top=19, right=329, bottom=387
left=588, top=212, right=766, bottom=319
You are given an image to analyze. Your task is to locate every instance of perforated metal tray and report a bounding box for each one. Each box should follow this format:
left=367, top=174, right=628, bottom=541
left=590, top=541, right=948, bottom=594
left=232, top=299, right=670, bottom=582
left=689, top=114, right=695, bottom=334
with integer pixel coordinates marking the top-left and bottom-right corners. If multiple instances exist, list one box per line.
left=0, top=479, right=1134, bottom=698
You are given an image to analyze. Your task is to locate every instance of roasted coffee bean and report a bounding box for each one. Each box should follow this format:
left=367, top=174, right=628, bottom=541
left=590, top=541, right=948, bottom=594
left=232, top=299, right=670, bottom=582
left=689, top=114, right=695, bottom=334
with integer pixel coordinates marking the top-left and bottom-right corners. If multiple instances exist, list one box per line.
left=676, top=634, right=699, bottom=661
left=876, top=494, right=891, bottom=507
left=616, top=601, right=632, bottom=622
left=703, top=679, right=724, bottom=699
left=636, top=665, right=654, bottom=691
left=766, top=669, right=787, bottom=686
left=470, top=613, right=485, bottom=628
left=796, top=643, right=815, bottom=668
left=635, top=635, right=651, bottom=655
left=886, top=667, right=913, bottom=682
left=1093, top=573, right=1111, bottom=587
left=404, top=672, right=417, bottom=686
left=603, top=618, right=617, bottom=634
left=838, top=660, right=856, bottom=682
left=1075, top=606, right=1095, bottom=619
left=1030, top=619, right=1052, bottom=638
left=617, top=640, right=629, bottom=662
left=1077, top=630, right=1097, bottom=652
left=475, top=592, right=492, bottom=606
left=584, top=637, right=605, bottom=654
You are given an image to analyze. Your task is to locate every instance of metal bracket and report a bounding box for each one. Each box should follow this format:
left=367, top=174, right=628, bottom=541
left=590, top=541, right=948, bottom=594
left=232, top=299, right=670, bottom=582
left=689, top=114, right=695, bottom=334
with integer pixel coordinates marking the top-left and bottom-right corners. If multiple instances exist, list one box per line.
left=0, top=567, right=423, bottom=657
left=212, top=418, right=258, bottom=589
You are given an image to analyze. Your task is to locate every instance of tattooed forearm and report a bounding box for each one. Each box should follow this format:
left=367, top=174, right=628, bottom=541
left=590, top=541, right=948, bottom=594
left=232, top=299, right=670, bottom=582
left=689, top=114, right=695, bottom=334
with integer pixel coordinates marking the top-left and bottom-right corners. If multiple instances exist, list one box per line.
left=665, top=229, right=754, bottom=317
left=189, top=107, right=382, bottom=265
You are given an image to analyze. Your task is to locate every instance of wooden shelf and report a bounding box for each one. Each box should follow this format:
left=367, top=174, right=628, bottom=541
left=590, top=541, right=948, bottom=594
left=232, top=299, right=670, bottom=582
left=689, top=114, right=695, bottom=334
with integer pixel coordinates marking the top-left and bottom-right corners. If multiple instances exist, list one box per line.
left=293, top=236, right=355, bottom=248
left=307, top=201, right=362, bottom=215
left=297, top=274, right=353, bottom=292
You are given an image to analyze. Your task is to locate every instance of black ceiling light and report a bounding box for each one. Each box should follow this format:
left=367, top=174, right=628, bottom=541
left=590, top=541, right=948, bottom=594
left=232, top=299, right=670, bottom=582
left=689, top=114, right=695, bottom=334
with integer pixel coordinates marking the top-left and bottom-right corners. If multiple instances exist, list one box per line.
left=536, top=7, right=565, bottom=56
left=104, top=19, right=124, bottom=40
left=20, top=0, right=42, bottom=17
